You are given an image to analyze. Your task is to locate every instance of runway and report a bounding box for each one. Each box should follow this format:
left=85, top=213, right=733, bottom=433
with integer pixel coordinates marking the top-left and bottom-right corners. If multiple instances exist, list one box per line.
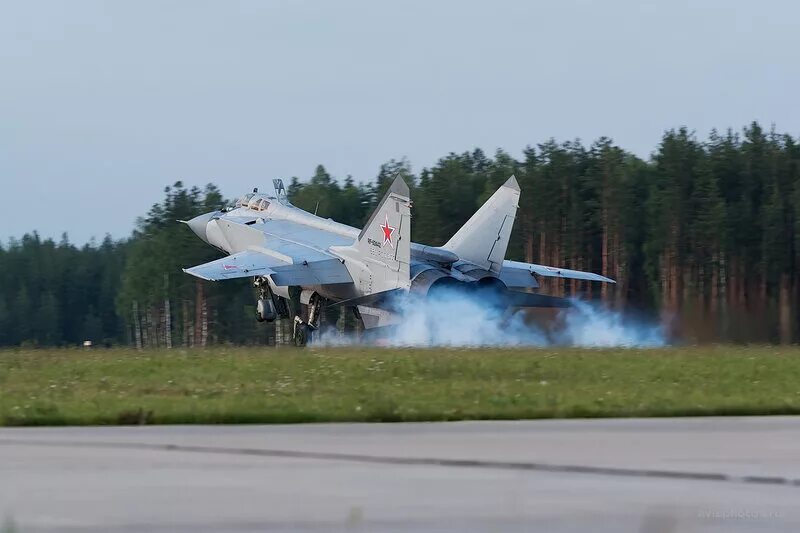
left=1, top=417, right=798, bottom=532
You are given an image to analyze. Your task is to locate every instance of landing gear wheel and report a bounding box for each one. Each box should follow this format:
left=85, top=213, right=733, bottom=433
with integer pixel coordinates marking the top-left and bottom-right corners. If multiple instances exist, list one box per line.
left=293, top=320, right=311, bottom=347
left=255, top=298, right=266, bottom=322
left=296, top=292, right=324, bottom=347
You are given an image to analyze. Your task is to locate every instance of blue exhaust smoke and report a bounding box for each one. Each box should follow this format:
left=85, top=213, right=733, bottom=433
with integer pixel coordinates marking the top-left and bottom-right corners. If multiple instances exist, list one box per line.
left=315, top=287, right=666, bottom=348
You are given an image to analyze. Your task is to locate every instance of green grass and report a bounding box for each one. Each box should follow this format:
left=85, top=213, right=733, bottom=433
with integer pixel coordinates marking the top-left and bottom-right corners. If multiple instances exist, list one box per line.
left=1, top=346, right=800, bottom=426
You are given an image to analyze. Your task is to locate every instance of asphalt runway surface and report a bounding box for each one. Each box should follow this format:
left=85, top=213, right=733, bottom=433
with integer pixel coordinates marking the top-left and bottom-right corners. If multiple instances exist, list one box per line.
left=1, top=417, right=799, bottom=532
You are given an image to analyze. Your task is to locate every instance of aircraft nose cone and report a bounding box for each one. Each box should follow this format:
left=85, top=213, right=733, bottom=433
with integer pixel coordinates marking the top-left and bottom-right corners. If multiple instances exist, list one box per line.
left=185, top=212, right=216, bottom=243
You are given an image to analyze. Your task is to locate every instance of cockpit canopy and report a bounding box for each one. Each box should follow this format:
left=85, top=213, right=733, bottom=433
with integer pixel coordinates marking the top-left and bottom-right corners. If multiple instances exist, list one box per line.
left=235, top=193, right=274, bottom=212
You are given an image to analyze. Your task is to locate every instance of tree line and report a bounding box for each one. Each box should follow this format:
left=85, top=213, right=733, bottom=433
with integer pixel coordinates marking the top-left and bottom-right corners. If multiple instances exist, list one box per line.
left=0, top=121, right=797, bottom=346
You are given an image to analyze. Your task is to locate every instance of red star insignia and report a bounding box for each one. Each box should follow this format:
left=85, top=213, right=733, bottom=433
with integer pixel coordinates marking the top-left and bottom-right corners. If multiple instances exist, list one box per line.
left=380, top=214, right=396, bottom=248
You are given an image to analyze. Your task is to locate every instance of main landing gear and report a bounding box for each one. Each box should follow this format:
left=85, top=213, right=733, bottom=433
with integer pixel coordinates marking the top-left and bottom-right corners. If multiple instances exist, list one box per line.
left=253, top=278, right=325, bottom=347
left=292, top=291, right=324, bottom=347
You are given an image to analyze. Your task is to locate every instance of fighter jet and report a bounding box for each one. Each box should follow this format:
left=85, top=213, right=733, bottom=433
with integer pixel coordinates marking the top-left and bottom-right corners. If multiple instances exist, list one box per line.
left=182, top=176, right=614, bottom=345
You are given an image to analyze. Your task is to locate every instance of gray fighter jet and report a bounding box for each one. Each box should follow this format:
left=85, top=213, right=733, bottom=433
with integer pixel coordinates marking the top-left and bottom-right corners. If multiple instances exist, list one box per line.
left=182, top=176, right=614, bottom=345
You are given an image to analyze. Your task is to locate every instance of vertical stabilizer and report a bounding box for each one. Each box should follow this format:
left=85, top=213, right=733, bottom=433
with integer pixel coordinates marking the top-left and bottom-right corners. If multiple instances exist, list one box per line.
left=335, top=176, right=412, bottom=295
left=443, top=175, right=520, bottom=273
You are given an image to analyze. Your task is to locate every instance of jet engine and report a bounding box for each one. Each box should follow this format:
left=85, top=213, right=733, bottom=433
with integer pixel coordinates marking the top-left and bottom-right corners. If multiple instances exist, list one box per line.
left=410, top=267, right=510, bottom=308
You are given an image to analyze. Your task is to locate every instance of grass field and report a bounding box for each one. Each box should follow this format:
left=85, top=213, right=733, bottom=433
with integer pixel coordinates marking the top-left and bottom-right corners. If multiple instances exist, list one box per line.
left=1, top=346, right=799, bottom=426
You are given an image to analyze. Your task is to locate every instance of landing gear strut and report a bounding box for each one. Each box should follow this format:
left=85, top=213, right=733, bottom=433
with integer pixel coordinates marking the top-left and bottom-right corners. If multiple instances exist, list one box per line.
left=292, top=291, right=325, bottom=347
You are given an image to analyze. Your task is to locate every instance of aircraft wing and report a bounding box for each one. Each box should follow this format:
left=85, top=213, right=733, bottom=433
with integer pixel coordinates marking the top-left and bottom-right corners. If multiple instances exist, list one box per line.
left=270, top=258, right=352, bottom=286
left=184, top=217, right=353, bottom=284
left=183, top=250, right=352, bottom=285
left=500, top=259, right=616, bottom=287
left=182, top=250, right=284, bottom=281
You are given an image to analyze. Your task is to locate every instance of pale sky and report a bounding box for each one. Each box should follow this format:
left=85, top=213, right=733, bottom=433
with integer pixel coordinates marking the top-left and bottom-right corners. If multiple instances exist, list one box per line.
left=2, top=0, right=798, bottom=244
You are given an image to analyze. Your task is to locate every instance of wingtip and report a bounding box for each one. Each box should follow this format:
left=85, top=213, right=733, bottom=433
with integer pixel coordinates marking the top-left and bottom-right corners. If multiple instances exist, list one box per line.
left=182, top=267, right=217, bottom=282
left=503, top=175, right=520, bottom=192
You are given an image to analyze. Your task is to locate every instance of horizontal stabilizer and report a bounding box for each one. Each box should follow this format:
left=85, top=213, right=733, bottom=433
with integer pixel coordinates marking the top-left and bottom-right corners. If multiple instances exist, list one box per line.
left=502, top=260, right=616, bottom=285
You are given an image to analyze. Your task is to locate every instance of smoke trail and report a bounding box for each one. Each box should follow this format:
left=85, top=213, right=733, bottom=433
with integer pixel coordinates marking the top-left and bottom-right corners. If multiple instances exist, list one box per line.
left=385, top=289, right=548, bottom=347
left=550, top=299, right=667, bottom=347
left=315, top=288, right=666, bottom=348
